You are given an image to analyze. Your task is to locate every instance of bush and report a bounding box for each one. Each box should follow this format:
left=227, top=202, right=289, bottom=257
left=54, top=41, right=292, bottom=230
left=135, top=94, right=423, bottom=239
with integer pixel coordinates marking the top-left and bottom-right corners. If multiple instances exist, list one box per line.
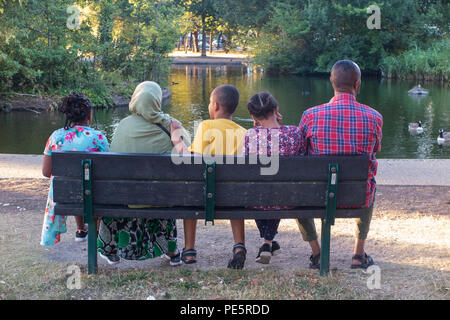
left=381, top=39, right=450, bottom=81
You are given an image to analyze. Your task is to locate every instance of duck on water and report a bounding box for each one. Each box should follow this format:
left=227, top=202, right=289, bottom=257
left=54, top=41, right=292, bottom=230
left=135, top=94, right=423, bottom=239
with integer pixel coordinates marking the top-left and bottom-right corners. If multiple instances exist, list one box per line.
left=408, top=121, right=424, bottom=134
left=437, top=129, right=450, bottom=146
left=408, top=84, right=429, bottom=96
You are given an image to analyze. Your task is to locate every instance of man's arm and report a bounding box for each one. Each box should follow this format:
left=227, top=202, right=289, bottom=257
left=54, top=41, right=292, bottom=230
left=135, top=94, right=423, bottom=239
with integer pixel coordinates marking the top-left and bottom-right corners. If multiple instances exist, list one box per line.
left=373, top=115, right=383, bottom=154
left=298, top=111, right=309, bottom=155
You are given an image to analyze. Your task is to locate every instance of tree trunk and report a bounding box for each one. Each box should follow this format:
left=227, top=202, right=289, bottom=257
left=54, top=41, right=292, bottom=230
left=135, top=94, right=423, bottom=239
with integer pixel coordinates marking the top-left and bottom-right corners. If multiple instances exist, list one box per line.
left=193, top=32, right=199, bottom=52
left=217, top=33, right=222, bottom=50
left=154, top=1, right=161, bottom=28
left=224, top=31, right=232, bottom=53
left=201, top=29, right=207, bottom=57
left=209, top=32, right=213, bottom=54
left=201, top=7, right=207, bottom=57
left=135, top=2, right=142, bottom=48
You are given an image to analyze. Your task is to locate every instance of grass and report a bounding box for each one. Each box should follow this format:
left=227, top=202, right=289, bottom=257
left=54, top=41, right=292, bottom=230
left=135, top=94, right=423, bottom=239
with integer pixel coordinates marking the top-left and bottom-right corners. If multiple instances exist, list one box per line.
left=0, top=180, right=449, bottom=300
left=0, top=224, right=358, bottom=300
left=0, top=256, right=358, bottom=300
left=381, top=39, right=450, bottom=81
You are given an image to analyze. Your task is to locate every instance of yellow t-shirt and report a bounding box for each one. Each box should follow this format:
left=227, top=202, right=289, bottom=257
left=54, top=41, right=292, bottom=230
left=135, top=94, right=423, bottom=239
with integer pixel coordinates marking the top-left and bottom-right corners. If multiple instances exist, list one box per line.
left=189, top=119, right=247, bottom=155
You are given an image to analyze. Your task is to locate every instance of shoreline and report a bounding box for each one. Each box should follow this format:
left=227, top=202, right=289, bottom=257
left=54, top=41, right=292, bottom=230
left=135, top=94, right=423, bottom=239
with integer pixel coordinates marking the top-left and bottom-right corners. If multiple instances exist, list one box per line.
left=169, top=51, right=249, bottom=66
left=172, top=56, right=248, bottom=66
left=0, top=88, right=172, bottom=113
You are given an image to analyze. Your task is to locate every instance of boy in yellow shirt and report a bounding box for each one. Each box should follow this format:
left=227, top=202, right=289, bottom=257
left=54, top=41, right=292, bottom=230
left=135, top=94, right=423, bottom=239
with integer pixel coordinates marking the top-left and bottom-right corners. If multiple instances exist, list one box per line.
left=172, top=85, right=247, bottom=269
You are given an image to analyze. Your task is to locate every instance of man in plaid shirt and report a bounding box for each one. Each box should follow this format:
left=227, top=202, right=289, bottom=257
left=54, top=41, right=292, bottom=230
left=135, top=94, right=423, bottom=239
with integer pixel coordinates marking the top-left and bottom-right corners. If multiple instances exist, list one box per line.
left=297, top=60, right=383, bottom=270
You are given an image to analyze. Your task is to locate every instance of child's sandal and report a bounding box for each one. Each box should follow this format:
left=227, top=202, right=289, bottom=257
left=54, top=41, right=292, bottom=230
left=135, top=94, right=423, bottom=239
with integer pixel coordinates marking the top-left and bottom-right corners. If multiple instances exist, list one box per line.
left=227, top=243, right=247, bottom=269
left=181, top=248, right=197, bottom=264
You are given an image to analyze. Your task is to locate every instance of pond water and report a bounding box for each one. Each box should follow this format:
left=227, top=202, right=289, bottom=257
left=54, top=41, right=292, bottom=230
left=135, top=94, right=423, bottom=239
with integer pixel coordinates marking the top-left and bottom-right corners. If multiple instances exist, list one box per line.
left=0, top=65, right=449, bottom=158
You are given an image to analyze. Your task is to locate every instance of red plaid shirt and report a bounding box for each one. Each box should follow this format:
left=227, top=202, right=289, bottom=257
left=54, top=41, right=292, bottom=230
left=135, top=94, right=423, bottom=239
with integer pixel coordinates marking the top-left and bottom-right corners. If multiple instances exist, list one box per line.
left=299, top=94, right=383, bottom=207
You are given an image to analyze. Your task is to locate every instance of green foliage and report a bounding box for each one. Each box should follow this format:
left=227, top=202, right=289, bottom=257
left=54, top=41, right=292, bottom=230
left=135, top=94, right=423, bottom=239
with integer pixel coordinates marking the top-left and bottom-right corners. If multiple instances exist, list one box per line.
left=1, top=0, right=448, bottom=98
left=250, top=0, right=449, bottom=77
left=381, top=39, right=450, bottom=81
left=0, top=0, right=183, bottom=106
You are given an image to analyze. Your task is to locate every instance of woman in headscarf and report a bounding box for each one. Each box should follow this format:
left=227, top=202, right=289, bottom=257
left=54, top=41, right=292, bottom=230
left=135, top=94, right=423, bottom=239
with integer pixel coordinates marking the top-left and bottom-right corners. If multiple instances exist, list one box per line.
left=97, top=81, right=190, bottom=266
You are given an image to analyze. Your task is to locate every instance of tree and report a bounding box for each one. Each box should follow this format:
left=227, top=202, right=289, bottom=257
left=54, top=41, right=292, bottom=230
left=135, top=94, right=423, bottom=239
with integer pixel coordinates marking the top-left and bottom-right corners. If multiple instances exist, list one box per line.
left=176, top=0, right=217, bottom=55
left=0, top=0, right=183, bottom=105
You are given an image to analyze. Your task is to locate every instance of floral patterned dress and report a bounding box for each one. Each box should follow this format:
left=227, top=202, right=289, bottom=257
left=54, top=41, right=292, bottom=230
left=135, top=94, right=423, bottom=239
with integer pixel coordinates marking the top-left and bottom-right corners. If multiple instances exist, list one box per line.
left=243, top=125, right=305, bottom=241
left=243, top=125, right=305, bottom=210
left=41, top=126, right=109, bottom=246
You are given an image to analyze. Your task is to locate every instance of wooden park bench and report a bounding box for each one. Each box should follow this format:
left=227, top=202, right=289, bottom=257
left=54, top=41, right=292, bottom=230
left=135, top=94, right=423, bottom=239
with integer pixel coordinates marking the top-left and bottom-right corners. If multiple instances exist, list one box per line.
left=52, top=151, right=372, bottom=276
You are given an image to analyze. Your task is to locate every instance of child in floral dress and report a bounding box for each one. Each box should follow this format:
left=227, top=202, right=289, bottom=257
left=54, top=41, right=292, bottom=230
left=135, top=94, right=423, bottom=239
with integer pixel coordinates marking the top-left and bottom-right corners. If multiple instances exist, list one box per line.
left=41, top=92, right=109, bottom=246
left=243, top=92, right=317, bottom=264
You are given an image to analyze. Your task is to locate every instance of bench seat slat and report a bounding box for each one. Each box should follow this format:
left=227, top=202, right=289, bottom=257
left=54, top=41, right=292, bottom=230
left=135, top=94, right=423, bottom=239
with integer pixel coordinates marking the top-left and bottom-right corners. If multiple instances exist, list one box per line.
left=53, top=178, right=367, bottom=207
left=54, top=203, right=372, bottom=219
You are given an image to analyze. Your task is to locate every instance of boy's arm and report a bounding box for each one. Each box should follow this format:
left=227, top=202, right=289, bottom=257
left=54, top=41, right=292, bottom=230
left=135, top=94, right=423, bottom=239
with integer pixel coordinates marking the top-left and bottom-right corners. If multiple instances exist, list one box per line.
left=189, top=121, right=207, bottom=154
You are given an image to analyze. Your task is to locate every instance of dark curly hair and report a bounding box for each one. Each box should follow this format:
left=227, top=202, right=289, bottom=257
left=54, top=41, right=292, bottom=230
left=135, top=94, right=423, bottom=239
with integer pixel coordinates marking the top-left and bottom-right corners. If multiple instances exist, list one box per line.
left=59, top=92, right=93, bottom=130
left=247, top=92, right=278, bottom=119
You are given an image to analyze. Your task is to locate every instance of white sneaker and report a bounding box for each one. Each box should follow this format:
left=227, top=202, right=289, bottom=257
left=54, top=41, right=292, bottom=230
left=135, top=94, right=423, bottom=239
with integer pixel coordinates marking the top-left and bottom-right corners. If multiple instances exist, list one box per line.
left=99, top=252, right=120, bottom=265
left=75, top=230, right=88, bottom=242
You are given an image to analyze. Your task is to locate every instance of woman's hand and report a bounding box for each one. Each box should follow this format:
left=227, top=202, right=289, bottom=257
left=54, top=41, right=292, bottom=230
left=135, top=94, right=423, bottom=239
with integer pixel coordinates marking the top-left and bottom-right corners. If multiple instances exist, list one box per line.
left=170, top=118, right=182, bottom=130
left=170, top=119, right=183, bottom=143
left=170, top=119, right=190, bottom=154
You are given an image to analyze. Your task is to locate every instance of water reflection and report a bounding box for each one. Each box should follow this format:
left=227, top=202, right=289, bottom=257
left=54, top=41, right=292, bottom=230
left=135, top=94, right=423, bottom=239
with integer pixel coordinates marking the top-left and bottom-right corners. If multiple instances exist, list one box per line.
left=0, top=65, right=449, bottom=158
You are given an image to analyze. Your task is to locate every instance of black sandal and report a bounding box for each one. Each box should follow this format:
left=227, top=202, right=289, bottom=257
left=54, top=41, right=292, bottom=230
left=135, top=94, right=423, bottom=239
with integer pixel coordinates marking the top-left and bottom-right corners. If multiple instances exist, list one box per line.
left=351, top=253, right=374, bottom=269
left=227, top=243, right=247, bottom=270
left=181, top=248, right=197, bottom=264
left=309, top=253, right=320, bottom=270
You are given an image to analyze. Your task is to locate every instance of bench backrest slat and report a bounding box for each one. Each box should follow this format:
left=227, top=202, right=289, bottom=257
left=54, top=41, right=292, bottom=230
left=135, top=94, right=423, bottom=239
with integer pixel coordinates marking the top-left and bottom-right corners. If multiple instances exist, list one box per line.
left=52, top=152, right=369, bottom=181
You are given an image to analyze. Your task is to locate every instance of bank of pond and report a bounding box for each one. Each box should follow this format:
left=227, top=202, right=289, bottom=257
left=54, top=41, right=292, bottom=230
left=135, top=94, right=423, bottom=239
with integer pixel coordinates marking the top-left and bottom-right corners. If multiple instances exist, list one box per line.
left=0, top=65, right=449, bottom=159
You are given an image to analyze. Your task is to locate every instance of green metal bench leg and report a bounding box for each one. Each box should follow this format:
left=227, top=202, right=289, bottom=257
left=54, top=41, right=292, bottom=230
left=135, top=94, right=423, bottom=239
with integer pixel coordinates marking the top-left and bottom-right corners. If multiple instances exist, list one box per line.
left=87, top=217, right=97, bottom=275
left=320, top=163, right=339, bottom=276
left=82, top=160, right=97, bottom=275
left=320, top=220, right=331, bottom=276
left=204, top=162, right=216, bottom=225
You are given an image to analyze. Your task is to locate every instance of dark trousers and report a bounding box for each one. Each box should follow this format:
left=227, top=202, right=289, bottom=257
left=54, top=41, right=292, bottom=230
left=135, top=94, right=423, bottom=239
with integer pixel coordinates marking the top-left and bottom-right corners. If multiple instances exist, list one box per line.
left=255, top=219, right=281, bottom=241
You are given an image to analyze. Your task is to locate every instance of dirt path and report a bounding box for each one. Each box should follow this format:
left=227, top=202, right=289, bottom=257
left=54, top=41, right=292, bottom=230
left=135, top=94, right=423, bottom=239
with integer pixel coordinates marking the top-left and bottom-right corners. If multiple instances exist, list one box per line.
left=0, top=179, right=448, bottom=299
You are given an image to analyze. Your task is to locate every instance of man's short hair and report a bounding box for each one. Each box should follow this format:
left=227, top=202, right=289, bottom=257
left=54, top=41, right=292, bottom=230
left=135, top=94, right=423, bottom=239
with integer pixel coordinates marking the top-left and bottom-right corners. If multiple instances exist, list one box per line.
left=212, top=85, right=240, bottom=115
left=331, top=60, right=361, bottom=91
